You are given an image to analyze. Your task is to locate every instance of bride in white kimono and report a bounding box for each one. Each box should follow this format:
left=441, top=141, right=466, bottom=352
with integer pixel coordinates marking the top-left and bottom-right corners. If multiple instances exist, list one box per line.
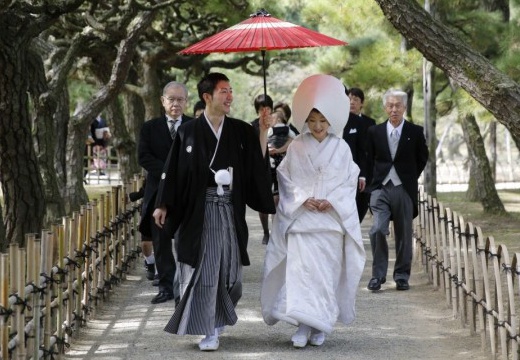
left=261, top=74, right=366, bottom=348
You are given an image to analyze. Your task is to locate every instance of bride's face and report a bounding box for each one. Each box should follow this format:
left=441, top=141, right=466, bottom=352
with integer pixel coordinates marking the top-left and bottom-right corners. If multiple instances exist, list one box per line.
left=306, top=110, right=330, bottom=142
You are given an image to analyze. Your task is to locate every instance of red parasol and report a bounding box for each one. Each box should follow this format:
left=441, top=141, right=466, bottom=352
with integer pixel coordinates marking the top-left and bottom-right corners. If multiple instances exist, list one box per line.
left=178, top=9, right=347, bottom=96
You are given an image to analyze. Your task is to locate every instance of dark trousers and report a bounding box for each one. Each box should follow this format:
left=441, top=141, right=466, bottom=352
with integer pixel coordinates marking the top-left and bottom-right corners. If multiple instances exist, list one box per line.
left=356, top=190, right=371, bottom=223
left=369, top=182, right=413, bottom=281
left=151, top=218, right=176, bottom=296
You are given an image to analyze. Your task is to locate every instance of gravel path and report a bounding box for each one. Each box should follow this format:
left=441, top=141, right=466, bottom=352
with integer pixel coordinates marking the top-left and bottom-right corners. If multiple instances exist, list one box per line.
left=65, top=210, right=489, bottom=360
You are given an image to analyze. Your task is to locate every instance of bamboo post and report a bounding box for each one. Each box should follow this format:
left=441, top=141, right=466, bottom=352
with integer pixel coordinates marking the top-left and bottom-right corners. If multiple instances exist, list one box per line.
left=446, top=208, right=458, bottom=318
left=97, top=195, right=106, bottom=300
left=453, top=213, right=465, bottom=326
left=472, top=226, right=487, bottom=350
left=104, top=191, right=112, bottom=295
left=497, top=245, right=517, bottom=360
left=42, top=230, right=54, bottom=356
left=32, top=236, right=42, bottom=359
left=15, top=246, right=26, bottom=360
left=90, top=200, right=99, bottom=317
left=83, top=204, right=92, bottom=321
left=425, top=196, right=436, bottom=286
left=64, top=216, right=75, bottom=344
left=9, top=243, right=18, bottom=357
left=74, top=210, right=84, bottom=328
left=438, top=204, right=451, bottom=305
left=480, top=233, right=495, bottom=355
left=488, top=236, right=507, bottom=359
left=25, top=234, right=40, bottom=357
left=78, top=205, right=88, bottom=323
left=459, top=217, right=469, bottom=326
left=56, top=223, right=65, bottom=358
left=111, top=186, right=120, bottom=281
left=0, top=253, right=9, bottom=360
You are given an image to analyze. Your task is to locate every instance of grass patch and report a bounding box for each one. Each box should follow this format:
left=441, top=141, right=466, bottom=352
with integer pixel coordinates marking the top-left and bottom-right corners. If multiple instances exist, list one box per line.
left=436, top=190, right=520, bottom=253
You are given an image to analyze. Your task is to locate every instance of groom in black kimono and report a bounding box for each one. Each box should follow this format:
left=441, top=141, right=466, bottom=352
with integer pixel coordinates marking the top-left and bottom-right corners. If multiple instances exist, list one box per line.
left=153, top=72, right=275, bottom=351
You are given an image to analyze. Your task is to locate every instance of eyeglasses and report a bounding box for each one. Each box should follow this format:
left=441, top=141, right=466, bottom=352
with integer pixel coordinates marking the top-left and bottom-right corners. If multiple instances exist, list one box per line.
left=164, top=97, right=186, bottom=104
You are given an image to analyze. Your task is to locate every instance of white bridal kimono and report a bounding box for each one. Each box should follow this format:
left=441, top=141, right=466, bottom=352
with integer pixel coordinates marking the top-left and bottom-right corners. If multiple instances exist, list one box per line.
left=261, top=133, right=366, bottom=334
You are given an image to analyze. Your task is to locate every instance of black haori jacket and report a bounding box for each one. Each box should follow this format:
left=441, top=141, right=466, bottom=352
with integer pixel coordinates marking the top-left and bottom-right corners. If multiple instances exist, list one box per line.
left=155, top=115, right=276, bottom=267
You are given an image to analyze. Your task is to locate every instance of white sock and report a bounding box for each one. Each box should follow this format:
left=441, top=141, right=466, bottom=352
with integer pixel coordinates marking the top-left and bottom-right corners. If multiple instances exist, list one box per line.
left=145, top=254, right=155, bottom=264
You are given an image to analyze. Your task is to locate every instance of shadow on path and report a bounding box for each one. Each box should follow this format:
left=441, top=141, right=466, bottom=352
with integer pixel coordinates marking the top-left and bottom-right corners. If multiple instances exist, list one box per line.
left=65, top=209, right=488, bottom=360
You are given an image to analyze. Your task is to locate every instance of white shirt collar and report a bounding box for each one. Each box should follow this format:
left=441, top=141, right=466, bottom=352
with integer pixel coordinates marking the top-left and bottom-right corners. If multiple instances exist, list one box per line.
left=387, top=119, right=405, bottom=137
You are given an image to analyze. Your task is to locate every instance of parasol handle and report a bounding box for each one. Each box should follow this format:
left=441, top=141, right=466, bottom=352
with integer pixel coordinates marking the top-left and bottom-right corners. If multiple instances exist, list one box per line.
left=262, top=49, right=267, bottom=97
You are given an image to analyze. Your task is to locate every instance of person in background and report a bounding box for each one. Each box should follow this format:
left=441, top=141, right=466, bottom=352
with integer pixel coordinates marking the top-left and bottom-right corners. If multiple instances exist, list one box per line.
left=138, top=81, right=193, bottom=304
left=251, top=94, right=274, bottom=245
left=193, top=100, right=205, bottom=118
left=261, top=74, right=365, bottom=348
left=153, top=72, right=275, bottom=351
left=365, top=89, right=428, bottom=292
left=342, top=87, right=376, bottom=222
left=266, top=110, right=296, bottom=244
left=274, top=101, right=299, bottom=136
left=90, top=115, right=111, bottom=175
left=128, top=179, right=156, bottom=282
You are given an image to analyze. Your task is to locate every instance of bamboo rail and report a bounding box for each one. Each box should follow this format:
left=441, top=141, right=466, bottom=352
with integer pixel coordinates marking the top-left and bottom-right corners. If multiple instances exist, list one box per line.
left=415, top=188, right=520, bottom=359
left=0, top=177, right=143, bottom=359
left=3, top=180, right=518, bottom=359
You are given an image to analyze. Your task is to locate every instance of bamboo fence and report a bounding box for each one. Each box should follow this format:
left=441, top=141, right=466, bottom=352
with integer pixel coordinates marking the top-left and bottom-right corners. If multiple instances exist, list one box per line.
left=3, top=179, right=520, bottom=359
left=0, top=177, right=143, bottom=359
left=415, top=188, right=520, bottom=360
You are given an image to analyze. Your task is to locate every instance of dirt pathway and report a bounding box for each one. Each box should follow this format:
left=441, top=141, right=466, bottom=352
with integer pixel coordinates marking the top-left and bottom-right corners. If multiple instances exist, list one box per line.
left=65, top=210, right=488, bottom=360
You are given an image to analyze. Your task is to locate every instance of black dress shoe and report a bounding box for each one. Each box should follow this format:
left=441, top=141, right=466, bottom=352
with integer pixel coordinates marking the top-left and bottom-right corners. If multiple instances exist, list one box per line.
left=152, top=274, right=159, bottom=286
left=395, top=279, right=410, bottom=291
left=367, top=277, right=386, bottom=291
left=144, top=261, right=155, bottom=281
left=151, top=292, right=174, bottom=304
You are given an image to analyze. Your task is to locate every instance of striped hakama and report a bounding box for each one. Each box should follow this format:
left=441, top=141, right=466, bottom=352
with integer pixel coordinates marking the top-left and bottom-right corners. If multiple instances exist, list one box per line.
left=164, top=187, right=242, bottom=336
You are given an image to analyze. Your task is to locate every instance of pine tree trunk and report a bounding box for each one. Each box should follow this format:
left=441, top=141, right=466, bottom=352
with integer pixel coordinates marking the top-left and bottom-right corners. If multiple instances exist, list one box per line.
left=26, top=49, right=66, bottom=223
left=0, top=17, right=46, bottom=247
left=461, top=114, right=506, bottom=214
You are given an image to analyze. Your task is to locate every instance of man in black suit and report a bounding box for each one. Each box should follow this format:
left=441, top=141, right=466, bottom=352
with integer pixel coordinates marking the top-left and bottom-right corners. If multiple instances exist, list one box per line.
left=342, top=87, right=376, bottom=222
left=365, top=89, right=428, bottom=291
left=138, top=81, right=192, bottom=304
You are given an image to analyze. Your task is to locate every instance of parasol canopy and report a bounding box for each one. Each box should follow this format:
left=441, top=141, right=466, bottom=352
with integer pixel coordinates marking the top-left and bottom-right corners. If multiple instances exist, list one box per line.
left=178, top=9, right=347, bottom=95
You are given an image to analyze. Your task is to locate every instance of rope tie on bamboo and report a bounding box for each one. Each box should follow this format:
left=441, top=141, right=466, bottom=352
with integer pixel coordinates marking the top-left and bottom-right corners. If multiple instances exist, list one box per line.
left=83, top=243, right=98, bottom=256
left=450, top=274, right=463, bottom=288
left=121, top=262, right=130, bottom=273
left=9, top=293, right=32, bottom=312
left=64, top=256, right=81, bottom=269
left=63, top=324, right=73, bottom=336
left=27, top=282, right=46, bottom=296
left=55, top=335, right=70, bottom=351
left=0, top=305, right=13, bottom=321
left=40, top=346, right=58, bottom=360
left=110, top=274, right=120, bottom=285
left=41, top=272, right=60, bottom=285
left=128, top=249, right=140, bottom=260
left=496, top=320, right=508, bottom=328
left=82, top=303, right=92, bottom=316
left=487, top=250, right=499, bottom=260
left=74, top=248, right=88, bottom=261
left=52, top=265, right=68, bottom=277
left=73, top=311, right=86, bottom=326
left=502, top=263, right=512, bottom=273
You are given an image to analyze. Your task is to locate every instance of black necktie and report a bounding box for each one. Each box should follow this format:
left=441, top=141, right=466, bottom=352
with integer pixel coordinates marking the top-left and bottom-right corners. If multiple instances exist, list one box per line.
left=169, top=119, right=178, bottom=140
